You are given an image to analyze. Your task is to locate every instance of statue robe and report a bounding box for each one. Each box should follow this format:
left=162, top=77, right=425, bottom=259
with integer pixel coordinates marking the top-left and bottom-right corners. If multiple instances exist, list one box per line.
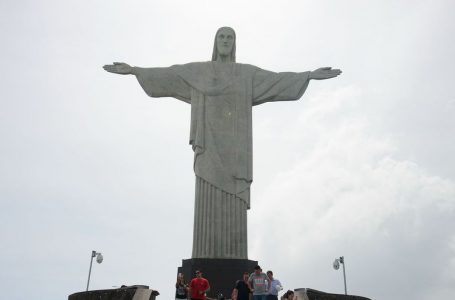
left=134, top=62, right=310, bottom=258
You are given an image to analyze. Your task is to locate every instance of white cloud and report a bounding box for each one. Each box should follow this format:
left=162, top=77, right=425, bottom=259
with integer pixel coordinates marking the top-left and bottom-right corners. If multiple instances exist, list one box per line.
left=250, top=86, right=455, bottom=299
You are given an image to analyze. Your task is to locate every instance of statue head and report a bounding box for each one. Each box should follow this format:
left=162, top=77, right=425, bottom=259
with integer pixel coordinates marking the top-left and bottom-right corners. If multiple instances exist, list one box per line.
left=212, top=27, right=236, bottom=62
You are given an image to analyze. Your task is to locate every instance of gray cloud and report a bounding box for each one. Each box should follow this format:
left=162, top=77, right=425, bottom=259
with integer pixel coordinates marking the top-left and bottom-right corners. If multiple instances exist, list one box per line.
left=1, top=1, right=454, bottom=300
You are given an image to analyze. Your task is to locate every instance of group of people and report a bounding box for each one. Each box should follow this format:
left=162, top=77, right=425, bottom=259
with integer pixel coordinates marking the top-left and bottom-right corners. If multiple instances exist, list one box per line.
left=176, top=270, right=210, bottom=300
left=175, top=265, right=295, bottom=300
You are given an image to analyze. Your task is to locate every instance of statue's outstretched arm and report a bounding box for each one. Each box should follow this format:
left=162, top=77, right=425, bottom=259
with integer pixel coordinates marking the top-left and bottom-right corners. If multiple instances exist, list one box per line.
left=103, top=62, right=135, bottom=75
left=104, top=62, right=192, bottom=103
left=309, top=67, right=342, bottom=80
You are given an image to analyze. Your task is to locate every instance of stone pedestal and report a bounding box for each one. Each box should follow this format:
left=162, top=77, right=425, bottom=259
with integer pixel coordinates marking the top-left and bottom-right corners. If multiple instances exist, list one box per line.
left=178, top=258, right=258, bottom=299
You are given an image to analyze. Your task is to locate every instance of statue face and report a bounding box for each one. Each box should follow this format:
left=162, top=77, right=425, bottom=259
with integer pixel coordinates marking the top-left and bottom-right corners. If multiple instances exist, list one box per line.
left=216, top=27, right=235, bottom=57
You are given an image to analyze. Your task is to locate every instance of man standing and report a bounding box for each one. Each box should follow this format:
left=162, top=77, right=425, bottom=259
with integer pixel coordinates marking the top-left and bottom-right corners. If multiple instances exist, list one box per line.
left=266, top=270, right=282, bottom=300
left=249, top=265, right=269, bottom=300
left=189, top=270, right=210, bottom=300
left=232, top=272, right=252, bottom=300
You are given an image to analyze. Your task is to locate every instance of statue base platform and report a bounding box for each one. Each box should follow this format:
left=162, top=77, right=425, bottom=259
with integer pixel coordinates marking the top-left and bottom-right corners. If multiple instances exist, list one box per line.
left=178, top=258, right=258, bottom=299
left=294, top=288, right=371, bottom=300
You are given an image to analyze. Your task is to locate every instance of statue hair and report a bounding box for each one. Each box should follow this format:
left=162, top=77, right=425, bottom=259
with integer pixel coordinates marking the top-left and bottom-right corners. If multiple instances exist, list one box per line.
left=211, top=27, right=236, bottom=62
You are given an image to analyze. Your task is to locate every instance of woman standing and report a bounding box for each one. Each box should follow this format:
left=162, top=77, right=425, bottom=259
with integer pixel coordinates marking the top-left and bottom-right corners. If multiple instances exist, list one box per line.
left=176, top=273, right=188, bottom=300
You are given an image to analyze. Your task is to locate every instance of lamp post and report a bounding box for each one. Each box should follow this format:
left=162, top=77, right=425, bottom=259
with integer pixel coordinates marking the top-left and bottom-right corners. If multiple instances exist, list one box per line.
left=86, top=250, right=103, bottom=291
left=333, top=256, right=347, bottom=295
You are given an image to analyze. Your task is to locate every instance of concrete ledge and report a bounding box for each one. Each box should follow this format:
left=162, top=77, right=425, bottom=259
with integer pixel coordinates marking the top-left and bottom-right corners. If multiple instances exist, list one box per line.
left=68, top=286, right=159, bottom=300
left=294, top=288, right=371, bottom=300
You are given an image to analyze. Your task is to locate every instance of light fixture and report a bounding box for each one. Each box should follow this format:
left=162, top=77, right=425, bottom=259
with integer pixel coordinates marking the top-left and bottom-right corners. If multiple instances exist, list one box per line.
left=86, top=250, right=103, bottom=291
left=333, top=256, right=347, bottom=295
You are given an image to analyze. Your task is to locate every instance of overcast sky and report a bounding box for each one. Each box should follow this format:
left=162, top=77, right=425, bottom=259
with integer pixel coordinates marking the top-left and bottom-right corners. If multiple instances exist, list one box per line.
left=1, top=1, right=455, bottom=300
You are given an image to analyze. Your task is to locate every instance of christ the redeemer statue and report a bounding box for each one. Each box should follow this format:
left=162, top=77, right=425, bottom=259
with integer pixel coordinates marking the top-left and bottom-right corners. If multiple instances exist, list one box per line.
left=104, top=27, right=341, bottom=259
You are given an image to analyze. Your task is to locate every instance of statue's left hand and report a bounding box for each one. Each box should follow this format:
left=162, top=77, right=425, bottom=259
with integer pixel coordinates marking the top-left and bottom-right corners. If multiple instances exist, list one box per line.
left=309, top=67, right=342, bottom=80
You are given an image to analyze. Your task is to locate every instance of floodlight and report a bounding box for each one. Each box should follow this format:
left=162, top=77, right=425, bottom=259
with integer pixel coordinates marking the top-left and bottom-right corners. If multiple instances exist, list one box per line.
left=96, top=253, right=103, bottom=264
left=333, top=258, right=340, bottom=270
left=86, top=250, right=103, bottom=291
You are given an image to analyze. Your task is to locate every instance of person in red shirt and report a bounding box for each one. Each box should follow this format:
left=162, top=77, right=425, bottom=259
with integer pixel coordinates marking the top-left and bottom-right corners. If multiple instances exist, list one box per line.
left=189, top=270, right=210, bottom=300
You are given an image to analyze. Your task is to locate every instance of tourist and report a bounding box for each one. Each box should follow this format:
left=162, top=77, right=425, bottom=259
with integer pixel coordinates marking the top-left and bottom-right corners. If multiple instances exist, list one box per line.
left=175, top=273, right=188, bottom=300
left=232, top=272, right=252, bottom=300
left=189, top=270, right=210, bottom=300
left=281, top=290, right=294, bottom=300
left=266, top=270, right=282, bottom=300
left=249, top=265, right=269, bottom=300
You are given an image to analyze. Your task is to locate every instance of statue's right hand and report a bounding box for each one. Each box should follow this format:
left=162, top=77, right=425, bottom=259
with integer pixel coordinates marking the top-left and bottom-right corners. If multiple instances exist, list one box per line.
left=103, top=62, right=133, bottom=75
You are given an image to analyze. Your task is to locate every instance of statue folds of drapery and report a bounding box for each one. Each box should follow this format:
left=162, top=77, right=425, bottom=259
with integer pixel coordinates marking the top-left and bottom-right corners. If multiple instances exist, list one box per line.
left=134, top=62, right=310, bottom=258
